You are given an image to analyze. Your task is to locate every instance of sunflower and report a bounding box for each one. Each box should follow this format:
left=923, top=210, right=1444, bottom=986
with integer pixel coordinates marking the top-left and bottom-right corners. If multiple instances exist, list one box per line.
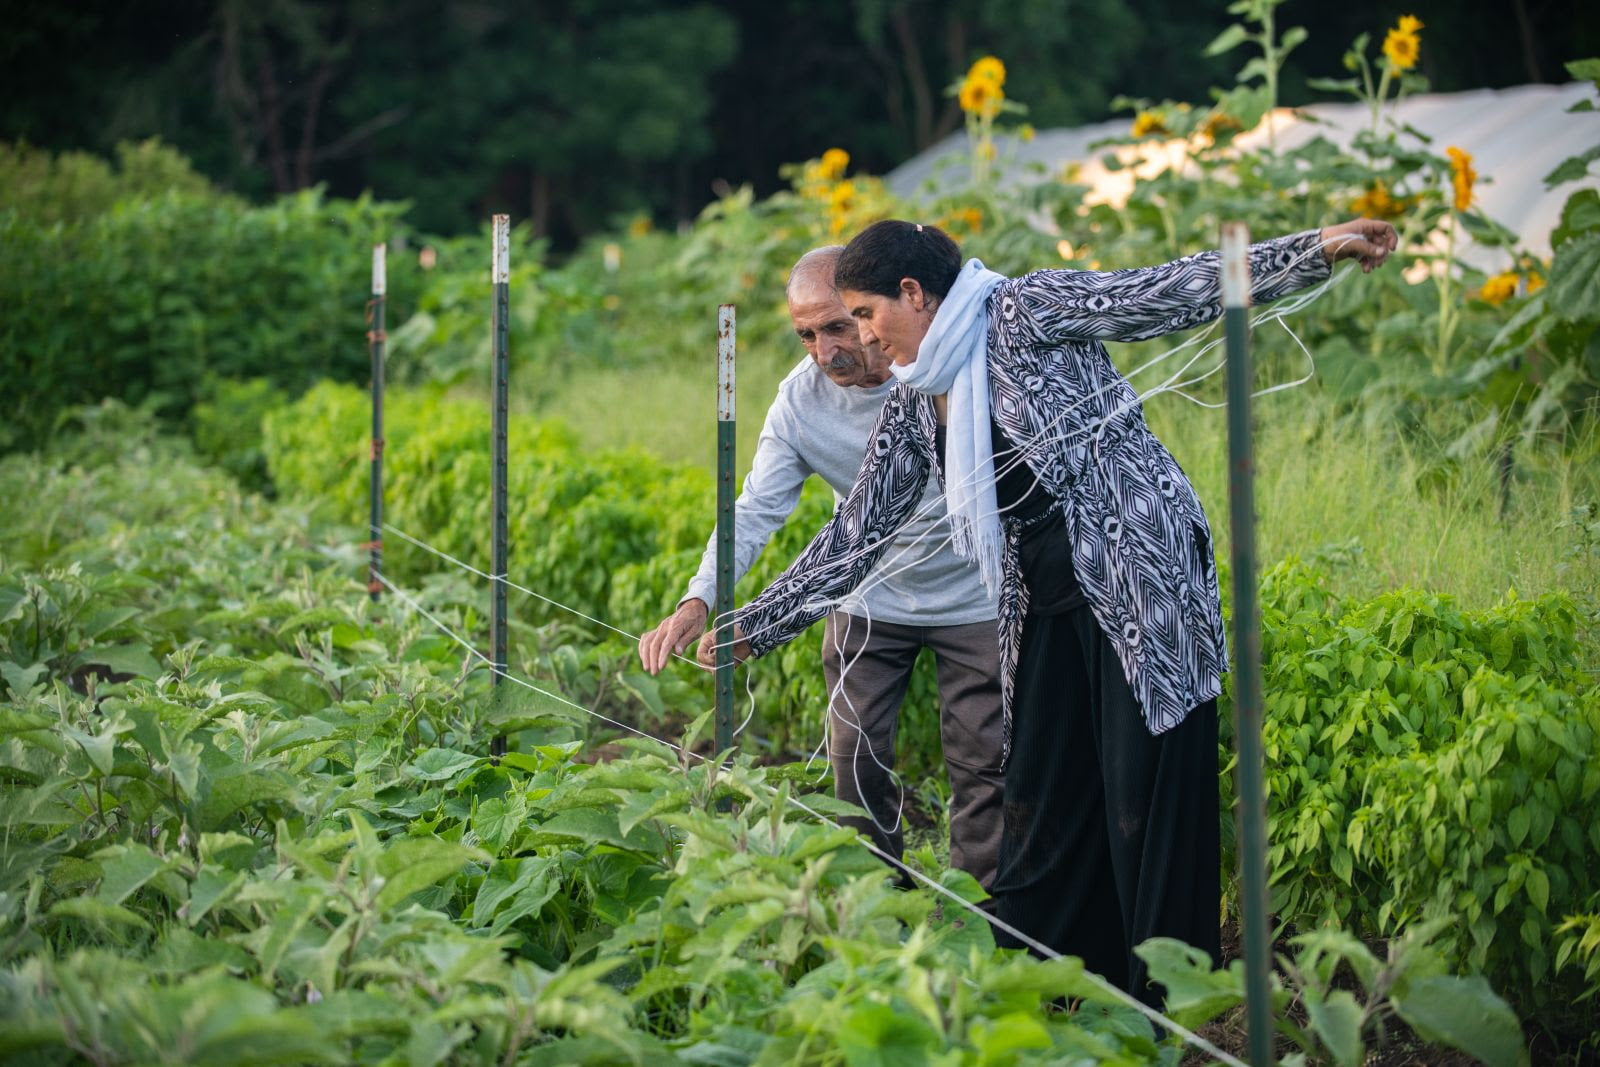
left=959, top=75, right=1003, bottom=119
left=1382, top=15, right=1423, bottom=71
left=1200, top=111, right=1242, bottom=144
left=818, top=148, right=850, bottom=181
left=1446, top=146, right=1476, bottom=213
left=1349, top=179, right=1413, bottom=221
left=1478, top=271, right=1518, bottom=305
left=1131, top=111, right=1168, bottom=138
left=968, top=56, right=1006, bottom=87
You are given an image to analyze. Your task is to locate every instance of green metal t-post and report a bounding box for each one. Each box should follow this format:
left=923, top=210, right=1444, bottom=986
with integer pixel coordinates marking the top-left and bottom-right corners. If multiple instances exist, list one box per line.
left=714, top=305, right=736, bottom=754
left=368, top=243, right=386, bottom=604
left=1222, top=222, right=1274, bottom=1066
left=490, top=215, right=510, bottom=761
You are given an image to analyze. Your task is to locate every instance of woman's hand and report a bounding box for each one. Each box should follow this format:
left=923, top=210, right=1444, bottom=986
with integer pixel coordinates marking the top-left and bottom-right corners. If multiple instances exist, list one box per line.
left=696, top=623, right=751, bottom=669
left=1319, top=218, right=1398, bottom=273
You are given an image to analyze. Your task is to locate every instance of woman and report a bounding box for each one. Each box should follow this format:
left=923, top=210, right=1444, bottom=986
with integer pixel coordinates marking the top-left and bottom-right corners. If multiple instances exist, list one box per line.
left=701, top=217, right=1395, bottom=1000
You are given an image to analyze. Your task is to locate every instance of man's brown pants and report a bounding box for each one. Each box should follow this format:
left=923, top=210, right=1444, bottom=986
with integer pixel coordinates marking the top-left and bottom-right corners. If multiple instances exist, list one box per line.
left=821, top=611, right=1005, bottom=892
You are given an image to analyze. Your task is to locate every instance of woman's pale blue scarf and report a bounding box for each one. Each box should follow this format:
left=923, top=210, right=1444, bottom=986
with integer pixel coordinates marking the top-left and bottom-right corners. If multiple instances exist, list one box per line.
left=891, top=258, right=1008, bottom=596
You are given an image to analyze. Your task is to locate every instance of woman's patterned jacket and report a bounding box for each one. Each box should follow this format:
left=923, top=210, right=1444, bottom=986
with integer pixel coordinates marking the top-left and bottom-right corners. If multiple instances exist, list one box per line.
left=735, top=230, right=1331, bottom=763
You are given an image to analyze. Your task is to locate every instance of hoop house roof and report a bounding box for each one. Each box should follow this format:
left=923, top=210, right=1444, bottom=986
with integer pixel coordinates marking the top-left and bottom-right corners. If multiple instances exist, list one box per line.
left=887, top=83, right=1598, bottom=270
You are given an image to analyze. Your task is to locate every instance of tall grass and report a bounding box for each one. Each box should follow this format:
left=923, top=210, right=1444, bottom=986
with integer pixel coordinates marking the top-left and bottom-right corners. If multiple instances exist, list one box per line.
left=523, top=345, right=1600, bottom=619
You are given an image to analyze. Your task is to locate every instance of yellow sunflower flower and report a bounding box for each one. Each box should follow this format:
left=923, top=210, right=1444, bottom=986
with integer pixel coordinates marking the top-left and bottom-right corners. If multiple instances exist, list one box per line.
left=1479, top=271, right=1518, bottom=305
left=968, top=56, right=1006, bottom=86
left=818, top=148, right=850, bottom=181
left=1383, top=15, right=1423, bottom=71
left=1446, top=146, right=1476, bottom=213
left=959, top=75, right=1003, bottom=119
left=1200, top=112, right=1241, bottom=144
left=1349, top=179, right=1414, bottom=221
left=1131, top=111, right=1168, bottom=138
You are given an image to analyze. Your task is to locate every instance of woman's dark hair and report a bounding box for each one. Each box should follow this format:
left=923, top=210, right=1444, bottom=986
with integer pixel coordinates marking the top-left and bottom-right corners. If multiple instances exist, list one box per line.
left=834, top=220, right=962, bottom=301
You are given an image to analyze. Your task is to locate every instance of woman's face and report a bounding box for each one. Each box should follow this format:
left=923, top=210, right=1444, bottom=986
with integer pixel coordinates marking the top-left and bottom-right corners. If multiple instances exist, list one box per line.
left=839, top=279, right=937, bottom=366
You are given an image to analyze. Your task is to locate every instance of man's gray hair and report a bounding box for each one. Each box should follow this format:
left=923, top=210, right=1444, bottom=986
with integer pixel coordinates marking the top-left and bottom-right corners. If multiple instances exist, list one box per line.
left=785, top=245, right=846, bottom=298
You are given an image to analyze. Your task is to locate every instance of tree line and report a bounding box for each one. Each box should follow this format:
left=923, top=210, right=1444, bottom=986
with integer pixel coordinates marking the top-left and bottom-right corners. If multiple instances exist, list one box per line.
left=2, top=0, right=1595, bottom=246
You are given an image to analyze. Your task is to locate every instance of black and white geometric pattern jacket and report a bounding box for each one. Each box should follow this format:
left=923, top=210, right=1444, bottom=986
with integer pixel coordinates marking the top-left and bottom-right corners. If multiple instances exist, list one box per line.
left=736, top=230, right=1330, bottom=760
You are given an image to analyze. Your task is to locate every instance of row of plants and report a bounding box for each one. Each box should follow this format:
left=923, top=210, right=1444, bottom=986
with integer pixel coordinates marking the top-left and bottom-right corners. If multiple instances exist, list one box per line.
left=0, top=141, right=426, bottom=454
left=260, top=383, right=1600, bottom=1035
left=0, top=411, right=1532, bottom=1064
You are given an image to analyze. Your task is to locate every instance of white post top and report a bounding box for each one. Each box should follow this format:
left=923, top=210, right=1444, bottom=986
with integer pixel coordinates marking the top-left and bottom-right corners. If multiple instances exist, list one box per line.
left=717, top=304, right=735, bottom=421
left=1220, top=222, right=1251, bottom=309
left=371, top=243, right=387, bottom=296
left=492, top=215, right=510, bottom=284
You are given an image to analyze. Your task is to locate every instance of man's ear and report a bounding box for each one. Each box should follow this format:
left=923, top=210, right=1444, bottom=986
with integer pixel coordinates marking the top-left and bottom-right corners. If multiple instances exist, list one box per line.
left=899, top=276, right=927, bottom=310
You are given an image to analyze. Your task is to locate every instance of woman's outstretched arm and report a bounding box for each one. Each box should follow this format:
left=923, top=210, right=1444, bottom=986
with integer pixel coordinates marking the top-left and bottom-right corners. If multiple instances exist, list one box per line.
left=699, top=385, right=935, bottom=665
left=1002, top=219, right=1396, bottom=345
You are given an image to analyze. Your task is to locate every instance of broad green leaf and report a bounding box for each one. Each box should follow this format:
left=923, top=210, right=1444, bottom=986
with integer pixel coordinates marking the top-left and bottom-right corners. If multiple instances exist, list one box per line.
left=1525, top=867, right=1550, bottom=913
left=0, top=705, right=54, bottom=734
left=405, top=747, right=481, bottom=782
left=62, top=722, right=121, bottom=777
left=166, top=737, right=203, bottom=800
left=1204, top=23, right=1249, bottom=56
left=70, top=643, right=164, bottom=680
left=1305, top=989, right=1364, bottom=1067
left=374, top=836, right=485, bottom=910
left=1507, top=805, right=1530, bottom=847
left=1543, top=145, right=1600, bottom=188
left=48, top=896, right=151, bottom=932
left=0, top=662, right=48, bottom=697
left=528, top=808, right=663, bottom=854
left=1548, top=231, right=1600, bottom=323
left=1392, top=975, right=1529, bottom=1067
left=471, top=791, right=528, bottom=854
left=618, top=670, right=666, bottom=720
left=184, top=865, right=246, bottom=926
left=196, top=770, right=292, bottom=830
left=95, top=844, right=169, bottom=905
left=835, top=999, right=939, bottom=1065
left=1133, top=938, right=1242, bottom=1027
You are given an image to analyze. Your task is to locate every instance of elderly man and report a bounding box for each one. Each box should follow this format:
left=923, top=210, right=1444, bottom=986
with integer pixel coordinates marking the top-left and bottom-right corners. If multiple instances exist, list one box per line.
left=638, top=246, right=1003, bottom=889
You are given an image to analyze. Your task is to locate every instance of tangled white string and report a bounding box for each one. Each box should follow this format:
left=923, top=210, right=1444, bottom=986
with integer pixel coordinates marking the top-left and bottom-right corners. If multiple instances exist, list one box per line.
left=822, top=609, right=907, bottom=839
left=371, top=570, right=1245, bottom=1067
left=708, top=243, right=1359, bottom=655
left=383, top=523, right=710, bottom=672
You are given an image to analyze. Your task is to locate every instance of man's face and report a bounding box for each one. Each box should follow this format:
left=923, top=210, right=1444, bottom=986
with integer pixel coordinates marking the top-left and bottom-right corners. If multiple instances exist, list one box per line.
left=788, top=274, right=893, bottom=388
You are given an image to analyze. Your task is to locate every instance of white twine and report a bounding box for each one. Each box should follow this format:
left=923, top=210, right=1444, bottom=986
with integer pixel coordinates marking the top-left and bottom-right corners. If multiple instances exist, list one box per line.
left=373, top=571, right=1246, bottom=1066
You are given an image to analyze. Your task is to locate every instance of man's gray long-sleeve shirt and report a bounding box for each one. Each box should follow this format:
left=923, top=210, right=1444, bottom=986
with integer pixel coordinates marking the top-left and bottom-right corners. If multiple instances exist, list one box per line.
left=683, top=357, right=996, bottom=627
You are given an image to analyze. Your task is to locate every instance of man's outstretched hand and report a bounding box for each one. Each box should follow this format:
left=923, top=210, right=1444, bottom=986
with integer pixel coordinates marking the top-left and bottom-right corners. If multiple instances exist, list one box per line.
left=696, top=622, right=750, bottom=670
left=638, top=599, right=709, bottom=675
left=1319, top=218, right=1399, bottom=273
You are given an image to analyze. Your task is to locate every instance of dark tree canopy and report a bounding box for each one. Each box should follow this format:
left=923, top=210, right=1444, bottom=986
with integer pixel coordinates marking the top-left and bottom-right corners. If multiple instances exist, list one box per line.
left=2, top=0, right=1595, bottom=245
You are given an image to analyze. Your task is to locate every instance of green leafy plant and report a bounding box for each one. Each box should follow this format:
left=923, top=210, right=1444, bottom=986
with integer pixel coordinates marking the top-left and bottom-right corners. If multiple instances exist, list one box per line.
left=1141, top=919, right=1529, bottom=1066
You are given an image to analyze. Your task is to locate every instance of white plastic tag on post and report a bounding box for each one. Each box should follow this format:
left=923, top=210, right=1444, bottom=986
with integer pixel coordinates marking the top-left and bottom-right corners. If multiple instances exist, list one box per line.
left=492, top=215, right=510, bottom=284
left=372, top=243, right=387, bottom=296
left=717, top=305, right=735, bottom=422
left=1221, top=222, right=1251, bottom=309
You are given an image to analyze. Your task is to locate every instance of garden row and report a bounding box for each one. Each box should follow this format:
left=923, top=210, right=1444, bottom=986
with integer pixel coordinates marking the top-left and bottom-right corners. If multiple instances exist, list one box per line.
left=255, top=383, right=1600, bottom=1036
left=0, top=409, right=1537, bottom=1064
